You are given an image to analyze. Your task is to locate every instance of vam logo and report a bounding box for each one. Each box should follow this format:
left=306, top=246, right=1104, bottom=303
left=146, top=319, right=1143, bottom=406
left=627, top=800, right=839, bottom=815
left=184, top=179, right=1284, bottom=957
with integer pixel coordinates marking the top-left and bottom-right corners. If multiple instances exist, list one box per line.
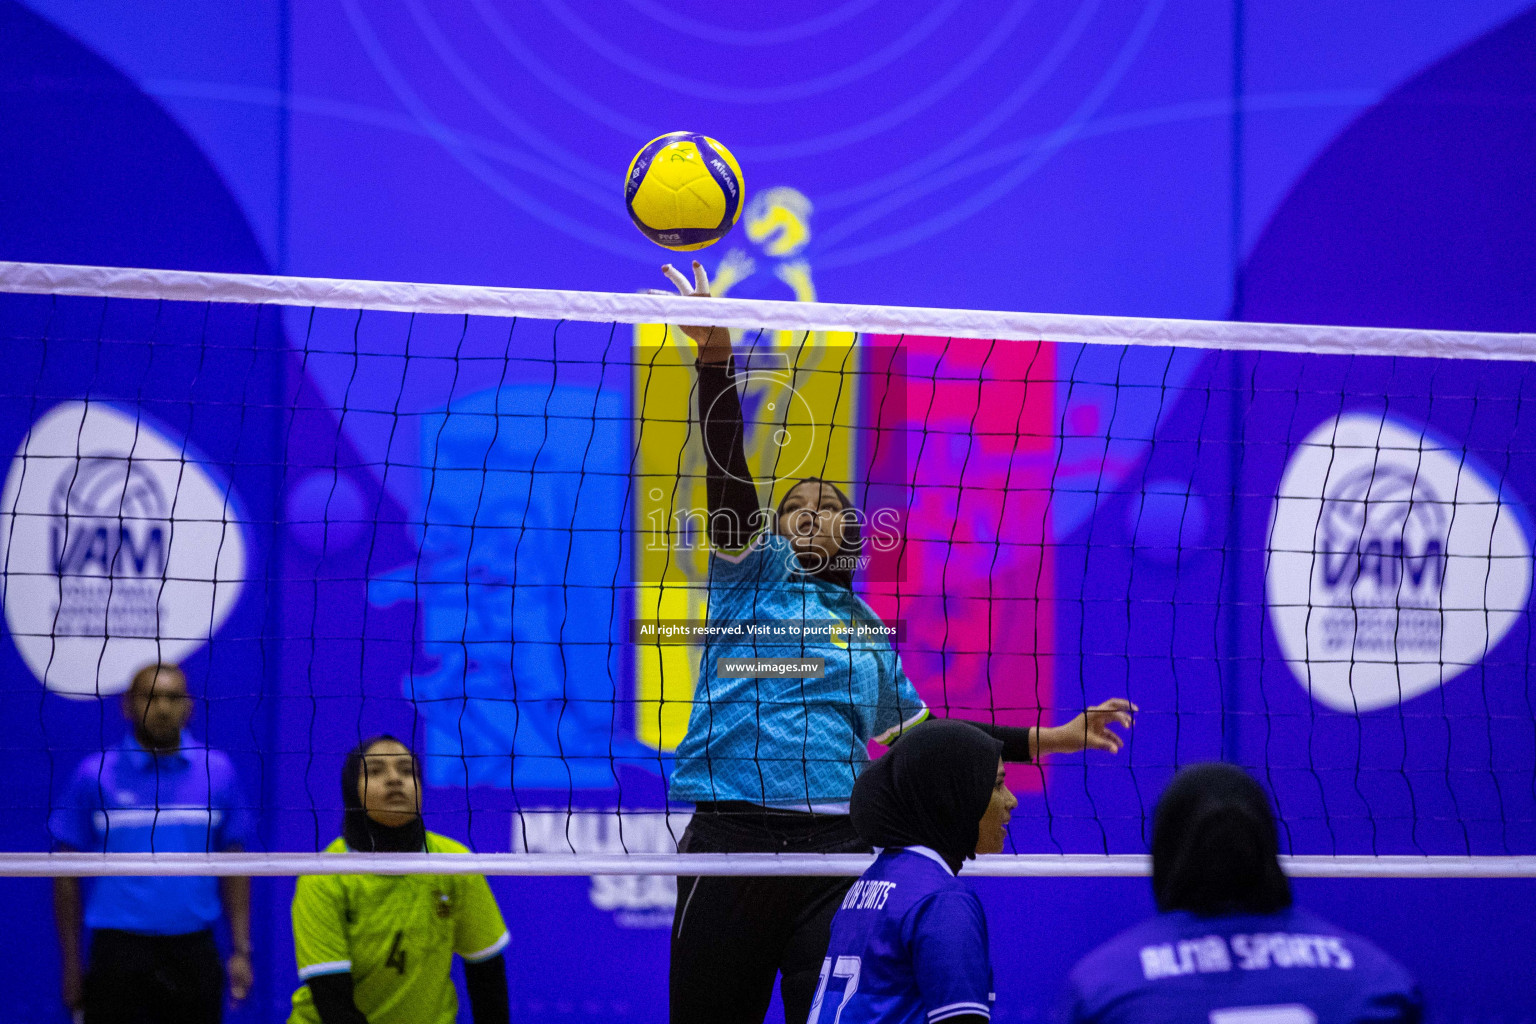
left=0, top=402, right=247, bottom=698
left=1266, top=413, right=1531, bottom=712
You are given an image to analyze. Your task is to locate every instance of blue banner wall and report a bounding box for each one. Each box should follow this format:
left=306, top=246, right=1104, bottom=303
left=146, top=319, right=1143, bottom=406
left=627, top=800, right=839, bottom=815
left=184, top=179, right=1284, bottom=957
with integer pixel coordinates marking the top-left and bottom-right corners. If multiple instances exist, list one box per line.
left=3, top=2, right=1535, bottom=1021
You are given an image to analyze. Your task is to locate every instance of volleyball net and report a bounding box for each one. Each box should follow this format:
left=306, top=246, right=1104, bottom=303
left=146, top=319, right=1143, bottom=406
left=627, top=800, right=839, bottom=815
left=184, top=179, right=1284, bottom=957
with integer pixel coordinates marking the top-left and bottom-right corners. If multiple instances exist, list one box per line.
left=1, top=260, right=1534, bottom=878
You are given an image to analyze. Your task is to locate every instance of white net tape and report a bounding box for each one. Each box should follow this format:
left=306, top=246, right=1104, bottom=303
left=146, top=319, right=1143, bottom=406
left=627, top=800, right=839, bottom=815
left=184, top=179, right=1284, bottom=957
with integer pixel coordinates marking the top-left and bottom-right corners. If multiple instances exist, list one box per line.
left=2, top=260, right=1532, bottom=359
left=8, top=853, right=1535, bottom=878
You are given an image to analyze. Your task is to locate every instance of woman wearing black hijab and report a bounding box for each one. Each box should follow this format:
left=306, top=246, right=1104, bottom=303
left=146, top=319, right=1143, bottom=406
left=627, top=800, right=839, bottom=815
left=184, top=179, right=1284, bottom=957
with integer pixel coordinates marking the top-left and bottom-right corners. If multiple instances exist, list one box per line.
left=287, top=736, right=512, bottom=1024
left=1063, top=763, right=1423, bottom=1023
left=807, top=721, right=1017, bottom=1024
left=659, top=261, right=1134, bottom=1024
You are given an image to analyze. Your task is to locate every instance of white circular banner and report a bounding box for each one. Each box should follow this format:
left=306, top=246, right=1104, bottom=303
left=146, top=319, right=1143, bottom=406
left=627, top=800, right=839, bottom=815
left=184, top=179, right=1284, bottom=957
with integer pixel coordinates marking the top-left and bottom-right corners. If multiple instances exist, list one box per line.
left=1267, top=412, right=1531, bottom=712
left=0, top=401, right=247, bottom=699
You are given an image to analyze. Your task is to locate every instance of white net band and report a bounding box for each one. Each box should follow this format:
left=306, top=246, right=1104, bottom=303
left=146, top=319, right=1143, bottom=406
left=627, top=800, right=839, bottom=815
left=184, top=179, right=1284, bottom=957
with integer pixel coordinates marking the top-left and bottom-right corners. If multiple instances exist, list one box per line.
left=14, top=852, right=1536, bottom=878
left=2, top=259, right=1532, bottom=360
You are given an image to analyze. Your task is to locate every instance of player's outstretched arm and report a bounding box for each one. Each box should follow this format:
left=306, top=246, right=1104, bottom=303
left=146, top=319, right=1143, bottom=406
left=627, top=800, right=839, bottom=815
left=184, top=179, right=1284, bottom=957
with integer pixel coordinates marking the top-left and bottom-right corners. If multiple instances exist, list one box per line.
left=1034, top=699, right=1136, bottom=757
left=932, top=700, right=1132, bottom=762
left=659, top=261, right=763, bottom=552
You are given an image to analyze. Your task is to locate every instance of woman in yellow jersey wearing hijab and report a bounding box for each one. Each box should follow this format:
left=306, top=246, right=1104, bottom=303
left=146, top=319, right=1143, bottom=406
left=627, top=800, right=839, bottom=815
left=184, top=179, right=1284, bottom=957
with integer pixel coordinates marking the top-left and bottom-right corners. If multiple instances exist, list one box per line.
left=289, top=736, right=510, bottom=1024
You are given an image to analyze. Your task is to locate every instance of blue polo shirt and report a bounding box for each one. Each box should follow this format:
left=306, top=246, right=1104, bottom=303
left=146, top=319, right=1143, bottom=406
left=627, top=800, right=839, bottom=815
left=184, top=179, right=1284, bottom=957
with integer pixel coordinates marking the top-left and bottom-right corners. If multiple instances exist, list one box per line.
left=49, top=732, right=254, bottom=935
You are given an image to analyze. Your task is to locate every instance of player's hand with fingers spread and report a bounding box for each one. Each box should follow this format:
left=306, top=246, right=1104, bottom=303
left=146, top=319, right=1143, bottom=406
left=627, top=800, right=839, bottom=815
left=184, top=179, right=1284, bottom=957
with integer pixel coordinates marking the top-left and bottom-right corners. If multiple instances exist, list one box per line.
left=1037, top=698, right=1136, bottom=756
left=656, top=261, right=731, bottom=361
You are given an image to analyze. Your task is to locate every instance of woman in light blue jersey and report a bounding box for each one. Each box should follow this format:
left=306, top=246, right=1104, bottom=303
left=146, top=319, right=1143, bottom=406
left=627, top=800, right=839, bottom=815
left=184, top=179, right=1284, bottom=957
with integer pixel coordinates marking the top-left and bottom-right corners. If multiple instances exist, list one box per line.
left=659, top=262, right=1135, bottom=1024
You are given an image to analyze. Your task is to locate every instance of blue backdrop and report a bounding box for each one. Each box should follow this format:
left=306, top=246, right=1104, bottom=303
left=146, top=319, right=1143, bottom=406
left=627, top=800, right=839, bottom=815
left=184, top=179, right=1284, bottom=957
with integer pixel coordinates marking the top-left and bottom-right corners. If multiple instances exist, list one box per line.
left=2, top=2, right=1534, bottom=1021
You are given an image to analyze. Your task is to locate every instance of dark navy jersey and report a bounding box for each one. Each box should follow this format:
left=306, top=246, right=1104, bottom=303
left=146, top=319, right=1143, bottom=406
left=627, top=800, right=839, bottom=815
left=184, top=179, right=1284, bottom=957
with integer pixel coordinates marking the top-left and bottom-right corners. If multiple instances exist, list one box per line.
left=1063, top=906, right=1422, bottom=1024
left=815, top=847, right=995, bottom=1024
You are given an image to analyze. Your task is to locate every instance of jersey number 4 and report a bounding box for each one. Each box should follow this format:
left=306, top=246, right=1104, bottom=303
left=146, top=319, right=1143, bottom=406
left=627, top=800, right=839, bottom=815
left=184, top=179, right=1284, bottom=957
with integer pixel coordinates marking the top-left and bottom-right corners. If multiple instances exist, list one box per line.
left=385, top=930, right=409, bottom=975
left=809, top=956, right=862, bottom=1024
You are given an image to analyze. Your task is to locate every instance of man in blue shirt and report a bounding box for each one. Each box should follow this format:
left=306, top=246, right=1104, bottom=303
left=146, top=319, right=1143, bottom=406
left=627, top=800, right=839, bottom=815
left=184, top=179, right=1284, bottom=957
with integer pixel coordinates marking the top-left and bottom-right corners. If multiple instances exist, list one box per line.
left=1061, top=764, right=1422, bottom=1023
left=50, top=662, right=255, bottom=1024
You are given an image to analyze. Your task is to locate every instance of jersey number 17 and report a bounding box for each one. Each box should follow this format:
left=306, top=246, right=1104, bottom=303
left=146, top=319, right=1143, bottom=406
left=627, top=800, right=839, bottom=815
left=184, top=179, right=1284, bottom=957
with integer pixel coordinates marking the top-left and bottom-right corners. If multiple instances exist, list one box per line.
left=809, top=956, right=862, bottom=1024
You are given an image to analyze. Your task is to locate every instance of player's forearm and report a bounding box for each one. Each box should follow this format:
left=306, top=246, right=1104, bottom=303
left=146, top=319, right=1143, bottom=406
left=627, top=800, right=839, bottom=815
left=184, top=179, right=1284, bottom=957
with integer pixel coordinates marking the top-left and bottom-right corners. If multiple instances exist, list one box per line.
left=694, top=324, right=732, bottom=364
left=52, top=876, right=83, bottom=967
left=464, top=953, right=510, bottom=1024
left=910, top=714, right=1101, bottom=761
left=220, top=873, right=252, bottom=953
left=307, top=973, right=371, bottom=1024
left=696, top=358, right=764, bottom=548
left=940, top=717, right=1035, bottom=763
left=1033, top=723, right=1086, bottom=757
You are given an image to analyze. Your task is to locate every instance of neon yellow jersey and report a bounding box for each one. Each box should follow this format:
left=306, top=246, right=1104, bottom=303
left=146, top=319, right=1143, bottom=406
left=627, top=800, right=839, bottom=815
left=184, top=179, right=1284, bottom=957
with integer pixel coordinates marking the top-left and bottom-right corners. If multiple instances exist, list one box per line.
left=288, top=832, right=509, bottom=1024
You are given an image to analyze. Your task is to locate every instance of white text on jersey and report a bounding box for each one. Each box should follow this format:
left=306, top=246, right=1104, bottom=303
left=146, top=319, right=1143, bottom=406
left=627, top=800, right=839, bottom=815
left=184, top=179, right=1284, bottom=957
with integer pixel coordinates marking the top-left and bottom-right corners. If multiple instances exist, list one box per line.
left=841, top=880, right=897, bottom=911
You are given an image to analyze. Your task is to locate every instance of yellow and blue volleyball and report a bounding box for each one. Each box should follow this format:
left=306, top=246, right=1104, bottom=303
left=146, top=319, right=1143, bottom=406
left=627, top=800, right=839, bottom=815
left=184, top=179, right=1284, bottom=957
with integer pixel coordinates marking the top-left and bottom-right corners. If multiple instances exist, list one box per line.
left=625, top=132, right=745, bottom=251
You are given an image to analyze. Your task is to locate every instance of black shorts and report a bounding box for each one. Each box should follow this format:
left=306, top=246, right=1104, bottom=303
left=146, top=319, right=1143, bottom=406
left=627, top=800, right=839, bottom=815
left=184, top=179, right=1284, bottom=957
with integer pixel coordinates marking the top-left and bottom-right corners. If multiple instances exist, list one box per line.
left=670, top=802, right=871, bottom=1024
left=84, top=928, right=224, bottom=1024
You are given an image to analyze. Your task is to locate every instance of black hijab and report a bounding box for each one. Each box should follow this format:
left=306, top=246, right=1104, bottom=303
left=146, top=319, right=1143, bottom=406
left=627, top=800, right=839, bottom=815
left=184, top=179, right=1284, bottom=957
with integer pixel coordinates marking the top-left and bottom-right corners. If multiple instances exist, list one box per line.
left=1151, top=762, right=1292, bottom=917
left=778, top=477, right=864, bottom=590
left=850, top=720, right=1004, bottom=874
left=342, top=734, right=426, bottom=853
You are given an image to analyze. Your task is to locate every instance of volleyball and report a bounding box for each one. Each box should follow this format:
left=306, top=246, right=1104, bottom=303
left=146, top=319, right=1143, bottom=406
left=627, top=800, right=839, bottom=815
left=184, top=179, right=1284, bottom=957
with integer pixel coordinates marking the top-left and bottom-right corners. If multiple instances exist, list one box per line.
left=625, top=132, right=744, bottom=251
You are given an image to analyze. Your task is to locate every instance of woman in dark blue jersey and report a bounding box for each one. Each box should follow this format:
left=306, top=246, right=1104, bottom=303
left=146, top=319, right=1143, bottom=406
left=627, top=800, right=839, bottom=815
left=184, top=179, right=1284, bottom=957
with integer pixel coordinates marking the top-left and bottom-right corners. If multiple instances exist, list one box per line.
left=660, top=262, right=1133, bottom=1024
left=816, top=720, right=1016, bottom=1024
left=1062, top=764, right=1422, bottom=1023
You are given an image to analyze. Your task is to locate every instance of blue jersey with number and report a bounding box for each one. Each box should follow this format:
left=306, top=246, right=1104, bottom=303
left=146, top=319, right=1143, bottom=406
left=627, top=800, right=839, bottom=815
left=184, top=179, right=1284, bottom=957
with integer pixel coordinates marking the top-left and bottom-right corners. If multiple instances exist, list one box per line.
left=668, top=534, right=928, bottom=808
left=814, top=847, right=995, bottom=1024
left=1062, top=906, right=1422, bottom=1024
